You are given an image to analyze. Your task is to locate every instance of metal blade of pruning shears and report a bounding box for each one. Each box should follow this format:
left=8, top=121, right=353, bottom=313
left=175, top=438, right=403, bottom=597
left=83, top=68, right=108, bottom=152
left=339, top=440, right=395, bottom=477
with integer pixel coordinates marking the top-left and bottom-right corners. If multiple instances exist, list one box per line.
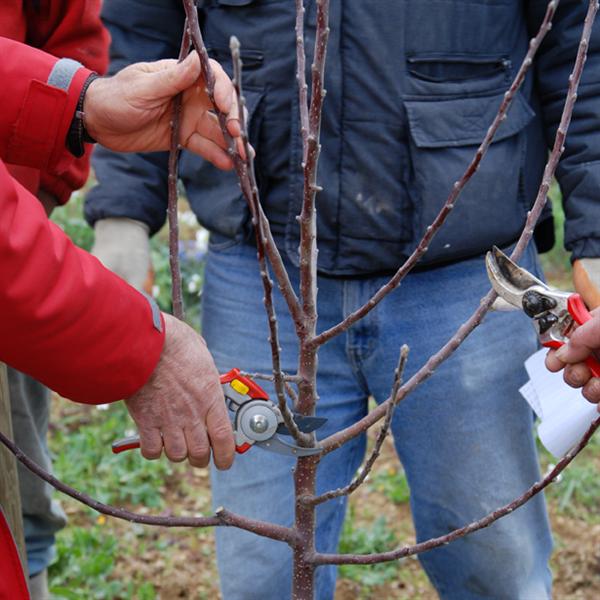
left=485, top=246, right=600, bottom=377
left=486, top=246, right=547, bottom=310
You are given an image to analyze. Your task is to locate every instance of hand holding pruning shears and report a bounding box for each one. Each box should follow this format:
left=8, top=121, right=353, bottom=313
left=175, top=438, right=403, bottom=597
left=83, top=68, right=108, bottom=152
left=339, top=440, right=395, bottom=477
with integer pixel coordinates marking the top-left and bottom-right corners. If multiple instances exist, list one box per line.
left=486, top=246, right=600, bottom=409
left=118, top=366, right=326, bottom=460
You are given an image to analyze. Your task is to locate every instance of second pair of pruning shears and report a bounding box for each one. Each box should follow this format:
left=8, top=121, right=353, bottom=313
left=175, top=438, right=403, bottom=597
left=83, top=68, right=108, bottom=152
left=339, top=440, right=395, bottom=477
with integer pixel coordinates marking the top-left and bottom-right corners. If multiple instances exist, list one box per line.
left=112, top=369, right=326, bottom=457
left=486, top=246, right=600, bottom=377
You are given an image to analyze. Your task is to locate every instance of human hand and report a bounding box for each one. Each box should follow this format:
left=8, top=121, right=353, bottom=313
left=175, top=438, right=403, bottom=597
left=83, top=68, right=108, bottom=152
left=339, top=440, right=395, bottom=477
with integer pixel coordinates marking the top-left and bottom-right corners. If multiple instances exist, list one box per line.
left=545, top=307, right=600, bottom=407
left=124, top=313, right=235, bottom=468
left=92, top=218, right=151, bottom=291
left=83, top=52, right=241, bottom=169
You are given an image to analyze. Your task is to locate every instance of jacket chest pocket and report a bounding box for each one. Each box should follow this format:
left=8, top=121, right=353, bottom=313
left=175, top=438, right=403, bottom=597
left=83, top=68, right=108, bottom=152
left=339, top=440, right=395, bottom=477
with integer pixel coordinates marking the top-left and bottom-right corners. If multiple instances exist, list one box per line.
left=405, top=91, right=535, bottom=264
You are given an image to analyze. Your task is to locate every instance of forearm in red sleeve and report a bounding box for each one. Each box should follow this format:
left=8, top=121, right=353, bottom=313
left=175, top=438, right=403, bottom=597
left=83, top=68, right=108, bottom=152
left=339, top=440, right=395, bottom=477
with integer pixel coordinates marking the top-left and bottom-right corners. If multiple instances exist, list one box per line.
left=29, top=0, right=110, bottom=204
left=0, top=37, right=90, bottom=174
left=0, top=159, right=165, bottom=403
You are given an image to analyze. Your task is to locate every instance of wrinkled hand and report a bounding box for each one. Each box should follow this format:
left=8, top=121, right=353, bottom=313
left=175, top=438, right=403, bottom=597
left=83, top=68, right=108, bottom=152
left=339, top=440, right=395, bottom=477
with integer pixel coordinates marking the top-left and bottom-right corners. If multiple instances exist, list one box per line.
left=125, top=313, right=235, bottom=468
left=545, top=307, right=600, bottom=408
left=84, top=52, right=240, bottom=169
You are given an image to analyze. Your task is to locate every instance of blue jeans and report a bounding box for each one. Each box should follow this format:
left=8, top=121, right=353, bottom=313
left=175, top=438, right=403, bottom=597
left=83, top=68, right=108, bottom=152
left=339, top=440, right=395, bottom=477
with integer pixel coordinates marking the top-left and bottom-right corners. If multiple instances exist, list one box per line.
left=202, top=240, right=553, bottom=600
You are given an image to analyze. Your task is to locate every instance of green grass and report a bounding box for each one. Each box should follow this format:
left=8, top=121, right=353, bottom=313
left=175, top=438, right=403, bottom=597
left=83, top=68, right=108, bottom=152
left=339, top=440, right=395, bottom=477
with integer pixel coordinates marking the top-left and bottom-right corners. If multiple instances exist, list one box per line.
left=51, top=402, right=177, bottom=508
left=339, top=511, right=400, bottom=588
left=368, top=468, right=411, bottom=506
left=49, top=525, right=157, bottom=599
left=540, top=434, right=600, bottom=523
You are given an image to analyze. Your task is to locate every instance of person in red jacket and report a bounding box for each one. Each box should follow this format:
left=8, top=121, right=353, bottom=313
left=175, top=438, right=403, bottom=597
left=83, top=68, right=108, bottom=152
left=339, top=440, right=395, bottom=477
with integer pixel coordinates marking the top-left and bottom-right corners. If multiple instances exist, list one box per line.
left=0, top=3, right=110, bottom=591
left=0, top=34, right=240, bottom=595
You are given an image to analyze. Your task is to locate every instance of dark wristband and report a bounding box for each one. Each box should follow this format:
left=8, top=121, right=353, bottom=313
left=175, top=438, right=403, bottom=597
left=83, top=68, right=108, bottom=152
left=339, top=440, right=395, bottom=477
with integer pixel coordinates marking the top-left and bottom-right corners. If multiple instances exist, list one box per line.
left=67, top=73, right=101, bottom=158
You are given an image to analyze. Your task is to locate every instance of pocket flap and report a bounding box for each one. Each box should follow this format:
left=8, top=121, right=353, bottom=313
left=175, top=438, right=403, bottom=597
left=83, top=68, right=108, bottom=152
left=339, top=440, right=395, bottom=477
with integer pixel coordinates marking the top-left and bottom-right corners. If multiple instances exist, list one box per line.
left=405, top=92, right=535, bottom=148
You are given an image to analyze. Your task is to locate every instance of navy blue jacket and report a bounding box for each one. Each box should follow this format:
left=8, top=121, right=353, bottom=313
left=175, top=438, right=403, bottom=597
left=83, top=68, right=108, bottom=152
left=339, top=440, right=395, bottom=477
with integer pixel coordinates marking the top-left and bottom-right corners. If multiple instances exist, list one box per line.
left=86, top=0, right=600, bottom=276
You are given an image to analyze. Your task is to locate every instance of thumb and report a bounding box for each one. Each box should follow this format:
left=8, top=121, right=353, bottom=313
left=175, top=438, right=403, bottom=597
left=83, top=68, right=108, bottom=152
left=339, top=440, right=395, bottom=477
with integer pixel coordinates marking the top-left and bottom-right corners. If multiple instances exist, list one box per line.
left=555, top=313, right=600, bottom=363
left=144, top=52, right=202, bottom=98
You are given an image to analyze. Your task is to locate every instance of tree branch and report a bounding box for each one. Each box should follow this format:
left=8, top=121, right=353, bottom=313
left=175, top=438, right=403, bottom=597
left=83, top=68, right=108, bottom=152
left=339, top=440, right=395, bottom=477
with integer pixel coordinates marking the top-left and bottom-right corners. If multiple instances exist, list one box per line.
left=295, top=0, right=309, bottom=161
left=167, top=23, right=191, bottom=321
left=230, top=36, right=309, bottom=445
left=309, top=0, right=560, bottom=349
left=0, top=430, right=298, bottom=544
left=304, top=346, right=409, bottom=506
left=239, top=371, right=303, bottom=384
left=180, top=0, right=304, bottom=332
left=312, top=415, right=600, bottom=565
left=319, top=0, right=596, bottom=454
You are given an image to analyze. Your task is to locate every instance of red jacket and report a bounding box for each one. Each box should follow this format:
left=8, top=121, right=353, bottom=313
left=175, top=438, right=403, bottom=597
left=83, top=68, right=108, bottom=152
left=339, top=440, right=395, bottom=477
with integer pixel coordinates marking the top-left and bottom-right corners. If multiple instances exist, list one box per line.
left=0, top=0, right=109, bottom=202
left=0, top=37, right=165, bottom=403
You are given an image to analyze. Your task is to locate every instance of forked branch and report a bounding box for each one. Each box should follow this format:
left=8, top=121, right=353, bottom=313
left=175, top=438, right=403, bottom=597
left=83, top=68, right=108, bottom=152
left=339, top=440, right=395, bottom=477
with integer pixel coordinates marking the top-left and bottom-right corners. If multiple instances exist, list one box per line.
left=313, top=416, right=600, bottom=565
left=310, top=0, right=560, bottom=349
left=321, top=0, right=596, bottom=454
left=305, top=345, right=409, bottom=506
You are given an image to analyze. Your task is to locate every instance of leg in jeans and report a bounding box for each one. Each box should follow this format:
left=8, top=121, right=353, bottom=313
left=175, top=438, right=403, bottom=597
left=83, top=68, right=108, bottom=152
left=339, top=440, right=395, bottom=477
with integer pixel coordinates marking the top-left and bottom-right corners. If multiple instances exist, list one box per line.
left=360, top=244, right=553, bottom=599
left=202, top=240, right=552, bottom=599
left=202, top=240, right=368, bottom=600
left=9, top=369, right=67, bottom=577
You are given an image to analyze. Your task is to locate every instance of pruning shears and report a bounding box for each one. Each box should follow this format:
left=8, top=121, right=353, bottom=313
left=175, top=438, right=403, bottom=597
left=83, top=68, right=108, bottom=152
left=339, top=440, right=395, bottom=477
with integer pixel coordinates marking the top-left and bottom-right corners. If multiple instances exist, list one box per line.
left=112, top=368, right=326, bottom=457
left=486, top=246, right=600, bottom=377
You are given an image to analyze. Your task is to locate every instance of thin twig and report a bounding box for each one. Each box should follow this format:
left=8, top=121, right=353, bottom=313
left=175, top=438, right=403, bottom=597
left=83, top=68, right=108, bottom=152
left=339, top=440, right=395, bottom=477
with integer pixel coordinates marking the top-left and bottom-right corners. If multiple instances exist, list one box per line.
left=310, top=0, right=560, bottom=350
left=167, top=23, right=191, bottom=321
left=0, top=431, right=298, bottom=544
left=180, top=0, right=304, bottom=332
left=313, top=415, right=600, bottom=565
left=230, top=37, right=309, bottom=445
left=239, top=371, right=303, bottom=384
left=295, top=0, right=330, bottom=420
left=295, top=0, right=309, bottom=161
left=305, top=346, right=409, bottom=506
left=320, top=0, right=596, bottom=455
left=291, top=3, right=331, bottom=595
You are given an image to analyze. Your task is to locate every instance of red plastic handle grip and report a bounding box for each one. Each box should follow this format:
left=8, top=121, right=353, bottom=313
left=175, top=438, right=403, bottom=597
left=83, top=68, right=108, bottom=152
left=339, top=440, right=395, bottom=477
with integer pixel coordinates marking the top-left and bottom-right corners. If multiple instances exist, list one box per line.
left=112, top=436, right=250, bottom=455
left=542, top=293, right=600, bottom=378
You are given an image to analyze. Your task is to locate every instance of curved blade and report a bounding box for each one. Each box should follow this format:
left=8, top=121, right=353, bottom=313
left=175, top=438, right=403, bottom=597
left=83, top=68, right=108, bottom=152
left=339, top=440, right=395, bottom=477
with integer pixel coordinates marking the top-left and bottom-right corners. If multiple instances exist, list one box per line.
left=277, top=415, right=327, bottom=436
left=256, top=435, right=322, bottom=457
left=486, top=246, right=547, bottom=309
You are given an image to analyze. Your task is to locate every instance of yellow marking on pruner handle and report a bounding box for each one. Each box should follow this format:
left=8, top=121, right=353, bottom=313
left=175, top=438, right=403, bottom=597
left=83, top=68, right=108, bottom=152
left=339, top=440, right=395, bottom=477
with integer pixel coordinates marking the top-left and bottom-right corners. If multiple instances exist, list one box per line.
left=231, top=378, right=250, bottom=396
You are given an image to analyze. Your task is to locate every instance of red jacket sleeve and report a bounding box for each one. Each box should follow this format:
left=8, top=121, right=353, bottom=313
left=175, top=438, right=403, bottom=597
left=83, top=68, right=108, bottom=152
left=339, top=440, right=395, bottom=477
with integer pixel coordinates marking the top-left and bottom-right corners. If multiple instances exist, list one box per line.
left=25, top=0, right=110, bottom=203
left=0, top=39, right=165, bottom=402
left=0, top=159, right=165, bottom=403
left=0, top=37, right=89, bottom=173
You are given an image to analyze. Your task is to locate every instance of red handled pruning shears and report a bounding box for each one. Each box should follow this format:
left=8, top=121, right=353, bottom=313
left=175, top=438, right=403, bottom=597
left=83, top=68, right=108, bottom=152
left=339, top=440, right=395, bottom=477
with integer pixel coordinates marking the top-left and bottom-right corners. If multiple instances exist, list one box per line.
left=486, top=246, right=600, bottom=377
left=112, top=369, right=326, bottom=457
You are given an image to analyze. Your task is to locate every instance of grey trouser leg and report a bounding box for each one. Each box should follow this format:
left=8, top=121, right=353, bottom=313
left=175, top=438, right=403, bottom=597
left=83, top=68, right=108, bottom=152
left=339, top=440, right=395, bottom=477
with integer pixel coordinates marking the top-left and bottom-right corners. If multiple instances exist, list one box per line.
left=8, top=368, right=67, bottom=576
